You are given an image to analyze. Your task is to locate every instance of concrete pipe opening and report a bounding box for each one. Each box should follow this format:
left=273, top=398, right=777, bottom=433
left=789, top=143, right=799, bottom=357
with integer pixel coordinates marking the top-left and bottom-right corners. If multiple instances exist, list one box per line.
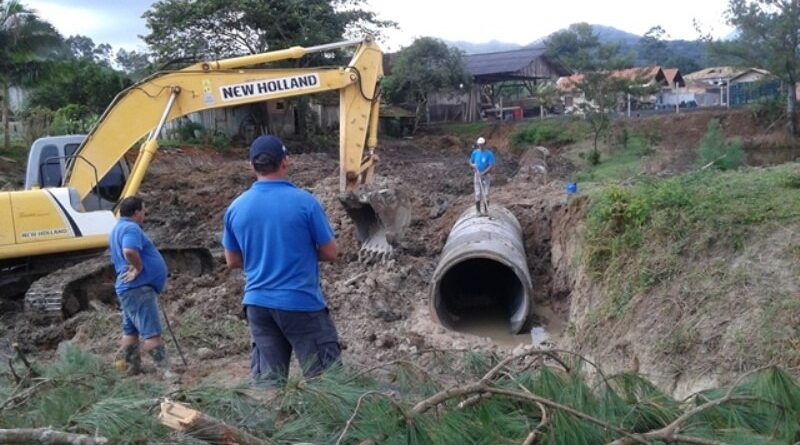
left=431, top=206, right=533, bottom=334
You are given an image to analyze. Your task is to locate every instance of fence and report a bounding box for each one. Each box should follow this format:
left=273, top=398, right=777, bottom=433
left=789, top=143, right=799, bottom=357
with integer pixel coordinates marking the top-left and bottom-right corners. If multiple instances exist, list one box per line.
left=730, top=79, right=783, bottom=107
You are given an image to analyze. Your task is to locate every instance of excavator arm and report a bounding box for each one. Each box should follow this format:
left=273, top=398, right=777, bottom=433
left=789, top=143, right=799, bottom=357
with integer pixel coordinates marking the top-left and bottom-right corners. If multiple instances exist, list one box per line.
left=66, top=37, right=383, bottom=201
left=2, top=37, right=407, bottom=267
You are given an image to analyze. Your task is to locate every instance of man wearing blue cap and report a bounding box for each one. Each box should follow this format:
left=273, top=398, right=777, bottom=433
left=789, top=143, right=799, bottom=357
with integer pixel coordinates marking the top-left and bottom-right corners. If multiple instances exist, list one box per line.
left=222, top=135, right=340, bottom=387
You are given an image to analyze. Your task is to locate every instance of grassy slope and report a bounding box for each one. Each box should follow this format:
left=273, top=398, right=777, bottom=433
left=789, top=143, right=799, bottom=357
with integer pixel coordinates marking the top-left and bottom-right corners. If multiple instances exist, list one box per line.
left=567, top=164, right=800, bottom=395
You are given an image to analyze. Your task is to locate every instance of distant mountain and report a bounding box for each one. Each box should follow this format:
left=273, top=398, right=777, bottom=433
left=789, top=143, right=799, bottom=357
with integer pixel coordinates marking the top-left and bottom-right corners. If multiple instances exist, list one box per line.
left=588, top=25, right=642, bottom=46
left=446, top=24, right=714, bottom=73
left=446, top=39, right=522, bottom=54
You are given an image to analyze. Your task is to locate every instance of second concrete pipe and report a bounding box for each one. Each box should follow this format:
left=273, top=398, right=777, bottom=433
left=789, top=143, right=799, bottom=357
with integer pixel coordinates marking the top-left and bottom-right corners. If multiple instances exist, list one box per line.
left=430, top=206, right=533, bottom=334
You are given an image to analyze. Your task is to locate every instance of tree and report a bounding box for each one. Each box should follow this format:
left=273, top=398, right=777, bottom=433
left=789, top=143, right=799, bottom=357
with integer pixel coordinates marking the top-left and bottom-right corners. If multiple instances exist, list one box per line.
left=637, top=26, right=672, bottom=65
left=115, top=48, right=153, bottom=81
left=66, top=35, right=113, bottom=66
left=544, top=23, right=630, bottom=72
left=27, top=60, right=132, bottom=114
left=382, top=37, right=471, bottom=133
left=142, top=0, right=394, bottom=138
left=142, top=0, right=395, bottom=60
left=721, top=0, right=800, bottom=139
left=576, top=72, right=626, bottom=164
left=0, top=0, right=63, bottom=150
left=531, top=82, right=561, bottom=119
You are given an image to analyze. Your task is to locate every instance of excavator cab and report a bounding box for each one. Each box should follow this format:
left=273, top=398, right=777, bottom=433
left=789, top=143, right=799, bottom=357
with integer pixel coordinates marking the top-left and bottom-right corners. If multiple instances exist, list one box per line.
left=24, top=135, right=130, bottom=211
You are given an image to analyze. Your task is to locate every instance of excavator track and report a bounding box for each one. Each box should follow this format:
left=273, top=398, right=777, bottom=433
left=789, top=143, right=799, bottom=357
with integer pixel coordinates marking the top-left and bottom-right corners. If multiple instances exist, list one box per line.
left=23, top=247, right=215, bottom=320
left=25, top=256, right=112, bottom=318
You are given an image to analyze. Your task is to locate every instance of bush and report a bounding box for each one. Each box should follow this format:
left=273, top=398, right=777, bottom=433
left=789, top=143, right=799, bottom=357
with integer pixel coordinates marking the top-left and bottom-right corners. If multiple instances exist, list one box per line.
left=510, top=120, right=587, bottom=152
left=616, top=128, right=653, bottom=157
left=211, top=132, right=231, bottom=151
left=177, top=120, right=204, bottom=143
left=696, top=119, right=744, bottom=171
left=50, top=104, right=97, bottom=135
left=20, top=106, right=54, bottom=146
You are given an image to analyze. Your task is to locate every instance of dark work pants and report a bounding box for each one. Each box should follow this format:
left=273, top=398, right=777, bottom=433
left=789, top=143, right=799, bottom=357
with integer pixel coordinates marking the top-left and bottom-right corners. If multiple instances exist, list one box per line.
left=246, top=305, right=341, bottom=386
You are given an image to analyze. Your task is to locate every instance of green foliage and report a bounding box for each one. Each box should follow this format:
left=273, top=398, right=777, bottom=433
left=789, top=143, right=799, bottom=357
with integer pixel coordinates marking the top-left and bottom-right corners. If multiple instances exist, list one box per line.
left=66, top=35, right=112, bottom=66
left=574, top=129, right=655, bottom=182
left=115, top=48, right=153, bottom=81
left=177, top=120, right=204, bottom=144
left=211, top=131, right=231, bottom=151
left=27, top=59, right=132, bottom=114
left=584, top=164, right=800, bottom=312
left=50, top=104, right=98, bottom=135
left=0, top=0, right=65, bottom=150
left=544, top=22, right=630, bottom=71
left=142, top=0, right=395, bottom=60
left=383, top=37, right=471, bottom=132
left=717, top=0, right=800, bottom=134
left=5, top=345, right=800, bottom=444
left=696, top=119, right=745, bottom=170
left=19, top=105, right=54, bottom=146
left=510, top=119, right=589, bottom=153
left=0, top=343, right=165, bottom=443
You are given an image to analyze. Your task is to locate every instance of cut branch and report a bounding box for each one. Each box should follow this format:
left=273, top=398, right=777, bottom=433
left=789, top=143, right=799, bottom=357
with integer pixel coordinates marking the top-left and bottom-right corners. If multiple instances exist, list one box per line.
left=159, top=400, right=278, bottom=445
left=0, top=428, right=108, bottom=445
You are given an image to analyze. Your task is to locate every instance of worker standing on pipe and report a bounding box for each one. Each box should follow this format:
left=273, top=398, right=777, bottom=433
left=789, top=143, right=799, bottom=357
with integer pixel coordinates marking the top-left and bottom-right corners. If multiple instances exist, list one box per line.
left=469, top=137, right=495, bottom=215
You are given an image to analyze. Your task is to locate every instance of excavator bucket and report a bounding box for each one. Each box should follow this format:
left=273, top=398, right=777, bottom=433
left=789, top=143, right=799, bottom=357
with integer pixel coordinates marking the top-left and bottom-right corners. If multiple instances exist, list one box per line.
left=340, top=185, right=411, bottom=263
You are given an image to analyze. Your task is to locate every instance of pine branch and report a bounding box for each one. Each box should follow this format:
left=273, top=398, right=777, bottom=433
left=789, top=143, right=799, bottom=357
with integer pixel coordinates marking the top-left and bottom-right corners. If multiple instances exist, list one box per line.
left=0, top=428, right=108, bottom=445
left=604, top=366, right=776, bottom=445
left=0, top=379, right=52, bottom=412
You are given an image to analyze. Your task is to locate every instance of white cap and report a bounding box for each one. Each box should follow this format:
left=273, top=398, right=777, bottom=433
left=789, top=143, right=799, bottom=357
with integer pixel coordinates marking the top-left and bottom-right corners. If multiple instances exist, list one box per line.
left=476, top=137, right=486, bottom=145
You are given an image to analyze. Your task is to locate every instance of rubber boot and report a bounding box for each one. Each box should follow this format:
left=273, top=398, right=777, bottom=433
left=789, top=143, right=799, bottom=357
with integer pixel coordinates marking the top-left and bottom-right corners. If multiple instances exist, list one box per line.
left=148, top=344, right=176, bottom=381
left=123, top=343, right=142, bottom=376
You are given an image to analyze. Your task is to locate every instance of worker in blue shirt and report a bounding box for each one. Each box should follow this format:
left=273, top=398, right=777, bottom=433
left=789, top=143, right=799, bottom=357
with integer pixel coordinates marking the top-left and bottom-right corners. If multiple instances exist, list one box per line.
left=222, top=135, right=339, bottom=387
left=469, top=137, right=495, bottom=215
left=109, top=196, right=173, bottom=379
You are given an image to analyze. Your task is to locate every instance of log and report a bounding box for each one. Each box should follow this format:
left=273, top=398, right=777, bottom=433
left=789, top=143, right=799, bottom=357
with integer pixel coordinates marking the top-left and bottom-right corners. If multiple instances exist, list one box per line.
left=159, top=400, right=278, bottom=445
left=0, top=428, right=108, bottom=445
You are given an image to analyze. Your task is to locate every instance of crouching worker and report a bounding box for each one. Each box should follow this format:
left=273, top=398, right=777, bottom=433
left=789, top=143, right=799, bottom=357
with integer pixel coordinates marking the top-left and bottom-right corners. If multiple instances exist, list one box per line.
left=223, top=135, right=341, bottom=387
left=110, top=196, right=174, bottom=379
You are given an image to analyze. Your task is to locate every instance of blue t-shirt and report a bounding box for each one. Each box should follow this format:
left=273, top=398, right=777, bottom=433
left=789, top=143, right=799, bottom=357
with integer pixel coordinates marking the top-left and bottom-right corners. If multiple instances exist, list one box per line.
left=470, top=149, right=495, bottom=174
left=222, top=180, right=335, bottom=312
left=109, top=218, right=168, bottom=295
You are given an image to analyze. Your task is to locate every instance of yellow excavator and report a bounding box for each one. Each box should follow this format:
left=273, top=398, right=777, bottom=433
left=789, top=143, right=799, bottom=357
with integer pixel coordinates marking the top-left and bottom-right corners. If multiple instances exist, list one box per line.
left=0, top=36, right=409, bottom=318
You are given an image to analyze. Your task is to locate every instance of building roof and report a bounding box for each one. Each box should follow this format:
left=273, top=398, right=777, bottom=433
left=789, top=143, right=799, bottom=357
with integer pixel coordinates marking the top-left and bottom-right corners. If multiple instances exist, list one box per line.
left=684, top=66, right=769, bottom=81
left=557, top=66, right=672, bottom=92
left=463, top=47, right=571, bottom=82
left=662, top=68, right=684, bottom=87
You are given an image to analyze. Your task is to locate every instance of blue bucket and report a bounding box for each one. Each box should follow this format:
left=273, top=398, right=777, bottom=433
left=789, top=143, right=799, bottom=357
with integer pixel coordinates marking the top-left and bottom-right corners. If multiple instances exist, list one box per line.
left=566, top=182, right=578, bottom=195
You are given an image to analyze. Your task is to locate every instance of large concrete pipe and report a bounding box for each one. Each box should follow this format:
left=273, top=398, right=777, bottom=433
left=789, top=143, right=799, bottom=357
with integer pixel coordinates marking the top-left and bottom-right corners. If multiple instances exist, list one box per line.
left=431, top=206, right=533, bottom=334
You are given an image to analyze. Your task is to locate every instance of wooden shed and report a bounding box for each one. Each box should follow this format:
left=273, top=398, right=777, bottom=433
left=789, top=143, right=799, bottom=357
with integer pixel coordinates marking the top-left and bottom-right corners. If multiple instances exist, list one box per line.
left=462, top=48, right=571, bottom=121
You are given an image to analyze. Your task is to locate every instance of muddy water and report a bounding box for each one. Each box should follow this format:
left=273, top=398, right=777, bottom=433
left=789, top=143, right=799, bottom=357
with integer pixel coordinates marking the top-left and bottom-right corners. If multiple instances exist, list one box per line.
left=451, top=304, right=563, bottom=348
left=452, top=307, right=531, bottom=347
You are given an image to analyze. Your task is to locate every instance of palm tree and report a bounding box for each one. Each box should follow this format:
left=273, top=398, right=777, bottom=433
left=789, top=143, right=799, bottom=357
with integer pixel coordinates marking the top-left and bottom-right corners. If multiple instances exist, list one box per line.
left=0, top=0, right=63, bottom=150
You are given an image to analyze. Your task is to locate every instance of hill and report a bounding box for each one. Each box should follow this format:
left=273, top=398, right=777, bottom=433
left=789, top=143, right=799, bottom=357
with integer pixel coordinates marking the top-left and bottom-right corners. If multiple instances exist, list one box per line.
left=448, top=24, right=711, bottom=72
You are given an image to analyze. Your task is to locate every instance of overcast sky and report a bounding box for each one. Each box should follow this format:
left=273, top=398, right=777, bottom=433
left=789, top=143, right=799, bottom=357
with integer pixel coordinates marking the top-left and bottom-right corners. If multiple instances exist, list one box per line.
left=26, top=0, right=735, bottom=53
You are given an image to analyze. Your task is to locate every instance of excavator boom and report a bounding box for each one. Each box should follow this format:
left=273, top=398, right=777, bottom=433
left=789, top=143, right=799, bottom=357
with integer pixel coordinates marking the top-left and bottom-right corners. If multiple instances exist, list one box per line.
left=1, top=37, right=410, bottom=317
